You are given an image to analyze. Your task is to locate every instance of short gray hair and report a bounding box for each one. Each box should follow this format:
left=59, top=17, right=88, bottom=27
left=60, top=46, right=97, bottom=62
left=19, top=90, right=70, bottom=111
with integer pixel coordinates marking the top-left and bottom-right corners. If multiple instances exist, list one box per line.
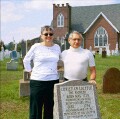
left=69, top=31, right=83, bottom=39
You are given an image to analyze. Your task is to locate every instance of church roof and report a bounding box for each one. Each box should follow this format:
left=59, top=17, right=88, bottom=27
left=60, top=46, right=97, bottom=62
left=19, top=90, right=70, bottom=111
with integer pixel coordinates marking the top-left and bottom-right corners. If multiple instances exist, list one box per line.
left=71, top=4, right=120, bottom=33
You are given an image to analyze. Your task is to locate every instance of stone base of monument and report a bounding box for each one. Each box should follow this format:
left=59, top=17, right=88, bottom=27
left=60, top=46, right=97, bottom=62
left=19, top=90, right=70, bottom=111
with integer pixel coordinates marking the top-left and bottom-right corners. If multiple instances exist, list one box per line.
left=6, top=59, right=18, bottom=70
left=19, top=79, right=30, bottom=97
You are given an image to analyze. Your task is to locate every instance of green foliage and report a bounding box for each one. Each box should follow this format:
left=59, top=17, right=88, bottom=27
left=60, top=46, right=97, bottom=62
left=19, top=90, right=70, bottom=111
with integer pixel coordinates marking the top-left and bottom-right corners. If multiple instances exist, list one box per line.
left=0, top=55, right=120, bottom=119
left=5, top=42, right=15, bottom=51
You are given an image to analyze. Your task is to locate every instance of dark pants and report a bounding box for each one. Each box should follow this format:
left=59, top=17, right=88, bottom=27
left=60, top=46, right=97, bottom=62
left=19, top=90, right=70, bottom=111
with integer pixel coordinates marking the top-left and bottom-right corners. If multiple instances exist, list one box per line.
left=64, top=77, right=88, bottom=81
left=30, top=80, right=59, bottom=119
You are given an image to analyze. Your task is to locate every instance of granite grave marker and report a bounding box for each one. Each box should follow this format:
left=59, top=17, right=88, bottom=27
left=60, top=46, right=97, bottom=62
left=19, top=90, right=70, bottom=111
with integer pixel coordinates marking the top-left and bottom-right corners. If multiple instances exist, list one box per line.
left=54, top=80, right=101, bottom=119
left=6, top=59, right=18, bottom=70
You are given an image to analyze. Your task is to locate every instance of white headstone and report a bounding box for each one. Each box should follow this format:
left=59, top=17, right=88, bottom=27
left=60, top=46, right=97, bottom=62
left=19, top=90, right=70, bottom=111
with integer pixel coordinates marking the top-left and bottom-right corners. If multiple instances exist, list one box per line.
left=105, top=44, right=111, bottom=56
left=0, top=46, right=4, bottom=61
left=99, top=48, right=102, bottom=54
left=4, top=50, right=11, bottom=59
left=111, top=50, right=115, bottom=55
left=114, top=43, right=119, bottom=55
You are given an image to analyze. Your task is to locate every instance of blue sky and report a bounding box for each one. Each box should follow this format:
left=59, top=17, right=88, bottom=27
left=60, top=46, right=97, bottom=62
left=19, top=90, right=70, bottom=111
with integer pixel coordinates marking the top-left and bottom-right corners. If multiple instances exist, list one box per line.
left=1, top=0, right=120, bottom=45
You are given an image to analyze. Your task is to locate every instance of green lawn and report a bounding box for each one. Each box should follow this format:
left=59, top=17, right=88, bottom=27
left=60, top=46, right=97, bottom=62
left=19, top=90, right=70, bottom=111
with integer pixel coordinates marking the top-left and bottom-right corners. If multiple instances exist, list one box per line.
left=0, top=58, right=29, bottom=119
left=0, top=55, right=120, bottom=119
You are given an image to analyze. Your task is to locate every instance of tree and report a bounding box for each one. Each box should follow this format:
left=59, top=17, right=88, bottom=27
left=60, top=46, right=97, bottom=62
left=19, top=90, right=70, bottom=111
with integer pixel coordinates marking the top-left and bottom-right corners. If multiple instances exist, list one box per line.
left=0, top=41, right=6, bottom=51
left=6, top=42, right=14, bottom=51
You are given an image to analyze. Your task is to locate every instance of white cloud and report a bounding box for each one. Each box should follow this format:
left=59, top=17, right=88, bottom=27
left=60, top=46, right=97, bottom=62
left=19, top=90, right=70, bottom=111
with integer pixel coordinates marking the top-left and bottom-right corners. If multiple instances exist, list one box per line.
left=1, top=1, right=23, bottom=23
left=1, top=0, right=117, bottom=23
left=53, top=0, right=118, bottom=6
left=5, top=26, right=41, bottom=44
left=23, top=0, right=53, bottom=11
left=58, top=0, right=119, bottom=6
left=1, top=0, right=119, bottom=44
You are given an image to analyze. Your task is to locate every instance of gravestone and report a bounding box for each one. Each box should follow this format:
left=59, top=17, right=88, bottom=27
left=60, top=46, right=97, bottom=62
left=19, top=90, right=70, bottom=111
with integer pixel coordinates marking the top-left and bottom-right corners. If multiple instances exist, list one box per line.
left=6, top=50, right=18, bottom=70
left=0, top=46, right=4, bottom=61
left=103, top=67, right=120, bottom=93
left=57, top=60, right=64, bottom=82
left=105, top=44, right=111, bottom=56
left=4, top=49, right=11, bottom=59
left=19, top=70, right=30, bottom=97
left=6, top=59, right=18, bottom=70
left=54, top=80, right=101, bottom=119
left=99, top=48, right=102, bottom=55
left=114, top=43, right=119, bottom=56
left=111, top=50, right=115, bottom=55
left=10, top=50, right=18, bottom=61
left=0, top=51, right=4, bottom=61
left=102, top=50, right=106, bottom=58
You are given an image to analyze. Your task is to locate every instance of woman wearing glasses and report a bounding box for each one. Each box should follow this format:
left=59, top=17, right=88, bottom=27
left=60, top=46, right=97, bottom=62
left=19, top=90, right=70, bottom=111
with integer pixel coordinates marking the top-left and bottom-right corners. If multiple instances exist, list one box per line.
left=23, top=25, right=61, bottom=119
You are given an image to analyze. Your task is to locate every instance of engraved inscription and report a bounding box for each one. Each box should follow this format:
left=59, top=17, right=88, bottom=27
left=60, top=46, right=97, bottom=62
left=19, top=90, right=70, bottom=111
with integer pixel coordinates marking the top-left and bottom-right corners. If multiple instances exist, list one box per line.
left=60, top=85, right=97, bottom=119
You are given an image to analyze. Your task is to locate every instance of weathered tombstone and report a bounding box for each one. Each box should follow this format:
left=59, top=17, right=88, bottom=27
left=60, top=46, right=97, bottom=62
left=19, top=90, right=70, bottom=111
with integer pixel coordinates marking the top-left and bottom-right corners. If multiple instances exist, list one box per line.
left=6, top=59, right=18, bottom=70
left=57, top=60, right=64, bottom=82
left=10, top=50, right=18, bottom=61
left=99, top=48, right=102, bottom=55
left=102, top=50, right=106, bottom=58
left=54, top=80, right=101, bottom=119
left=17, top=52, right=20, bottom=58
left=114, top=43, right=119, bottom=56
left=19, top=70, right=30, bottom=97
left=103, top=67, right=120, bottom=93
left=105, top=44, right=111, bottom=56
left=111, top=50, right=115, bottom=55
left=4, top=49, right=11, bottom=59
left=0, top=52, right=3, bottom=61
left=0, top=46, right=4, bottom=61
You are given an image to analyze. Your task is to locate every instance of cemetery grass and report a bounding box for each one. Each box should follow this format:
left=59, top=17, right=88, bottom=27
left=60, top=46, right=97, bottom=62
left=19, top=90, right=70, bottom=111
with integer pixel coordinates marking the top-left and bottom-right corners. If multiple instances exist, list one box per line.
left=0, top=58, right=29, bottom=119
left=94, top=55, right=120, bottom=119
left=0, top=55, right=120, bottom=119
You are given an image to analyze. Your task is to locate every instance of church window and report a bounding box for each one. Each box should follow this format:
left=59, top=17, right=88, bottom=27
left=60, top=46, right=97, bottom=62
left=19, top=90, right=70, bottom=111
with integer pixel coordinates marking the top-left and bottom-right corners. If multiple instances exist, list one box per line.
left=57, top=13, right=64, bottom=27
left=94, top=27, right=108, bottom=47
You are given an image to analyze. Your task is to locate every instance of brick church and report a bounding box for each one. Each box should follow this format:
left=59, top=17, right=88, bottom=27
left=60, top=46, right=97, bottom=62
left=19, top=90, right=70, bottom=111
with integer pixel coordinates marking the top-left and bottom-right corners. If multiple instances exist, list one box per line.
left=52, top=3, right=120, bottom=52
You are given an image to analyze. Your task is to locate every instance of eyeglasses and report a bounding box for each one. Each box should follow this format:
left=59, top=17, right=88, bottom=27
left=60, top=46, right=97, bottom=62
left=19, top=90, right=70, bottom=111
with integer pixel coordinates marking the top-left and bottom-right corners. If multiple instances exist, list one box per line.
left=71, top=38, right=81, bottom=42
left=43, top=33, right=54, bottom=36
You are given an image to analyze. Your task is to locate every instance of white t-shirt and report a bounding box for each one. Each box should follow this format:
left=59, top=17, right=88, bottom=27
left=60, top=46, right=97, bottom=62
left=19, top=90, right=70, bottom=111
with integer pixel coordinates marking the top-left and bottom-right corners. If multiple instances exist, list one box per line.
left=23, top=43, right=61, bottom=81
left=61, top=46, right=95, bottom=80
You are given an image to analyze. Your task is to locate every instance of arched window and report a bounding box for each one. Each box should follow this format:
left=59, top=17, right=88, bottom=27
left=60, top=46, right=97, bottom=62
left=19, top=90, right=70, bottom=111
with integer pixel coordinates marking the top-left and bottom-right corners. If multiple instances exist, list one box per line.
left=94, top=27, right=108, bottom=47
left=57, top=13, right=64, bottom=27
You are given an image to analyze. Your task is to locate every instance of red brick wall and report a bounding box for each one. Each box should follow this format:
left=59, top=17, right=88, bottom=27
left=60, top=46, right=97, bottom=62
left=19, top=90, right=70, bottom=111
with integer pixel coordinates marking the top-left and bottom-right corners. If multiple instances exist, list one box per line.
left=53, top=3, right=70, bottom=38
left=85, top=15, right=118, bottom=51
